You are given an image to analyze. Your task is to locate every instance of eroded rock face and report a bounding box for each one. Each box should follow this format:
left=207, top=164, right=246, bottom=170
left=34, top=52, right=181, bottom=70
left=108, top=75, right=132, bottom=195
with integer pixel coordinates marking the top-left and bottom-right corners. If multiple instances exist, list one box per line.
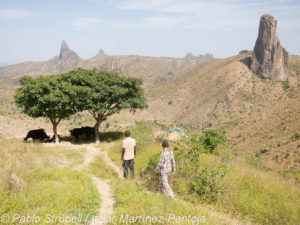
left=251, top=14, right=288, bottom=81
left=59, top=40, right=81, bottom=65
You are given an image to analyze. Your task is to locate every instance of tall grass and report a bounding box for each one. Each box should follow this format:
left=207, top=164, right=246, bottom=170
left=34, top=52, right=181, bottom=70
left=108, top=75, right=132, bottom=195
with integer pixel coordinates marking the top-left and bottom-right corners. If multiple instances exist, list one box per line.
left=109, top=179, right=246, bottom=225
left=106, top=132, right=300, bottom=225
left=89, top=155, right=118, bottom=179
left=0, top=139, right=100, bottom=224
left=221, top=161, right=300, bottom=225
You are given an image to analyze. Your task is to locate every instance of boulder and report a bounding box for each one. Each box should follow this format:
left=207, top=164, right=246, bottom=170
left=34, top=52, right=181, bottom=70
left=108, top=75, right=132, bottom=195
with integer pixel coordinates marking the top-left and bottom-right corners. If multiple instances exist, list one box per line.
left=168, top=132, right=182, bottom=143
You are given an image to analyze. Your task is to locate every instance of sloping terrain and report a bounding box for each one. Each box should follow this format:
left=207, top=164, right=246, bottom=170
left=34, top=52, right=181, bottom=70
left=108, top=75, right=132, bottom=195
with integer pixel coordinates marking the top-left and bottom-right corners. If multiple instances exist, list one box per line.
left=0, top=46, right=299, bottom=170
left=129, top=54, right=300, bottom=170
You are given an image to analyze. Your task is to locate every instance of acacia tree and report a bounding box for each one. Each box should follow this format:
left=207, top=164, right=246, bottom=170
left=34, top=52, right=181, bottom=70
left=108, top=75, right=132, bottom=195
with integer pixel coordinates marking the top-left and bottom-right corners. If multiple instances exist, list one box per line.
left=14, top=74, right=81, bottom=143
left=67, top=68, right=148, bottom=143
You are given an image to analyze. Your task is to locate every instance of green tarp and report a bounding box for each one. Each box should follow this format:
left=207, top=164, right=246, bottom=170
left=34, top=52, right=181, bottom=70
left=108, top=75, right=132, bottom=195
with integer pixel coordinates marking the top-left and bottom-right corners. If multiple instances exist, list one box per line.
left=167, top=127, right=184, bottom=136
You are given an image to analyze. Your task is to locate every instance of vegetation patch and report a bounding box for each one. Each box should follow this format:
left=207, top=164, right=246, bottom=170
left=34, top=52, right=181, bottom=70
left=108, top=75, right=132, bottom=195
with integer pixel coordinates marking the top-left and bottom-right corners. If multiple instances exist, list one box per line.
left=110, top=179, right=241, bottom=225
left=221, top=162, right=300, bottom=225
left=89, top=155, right=118, bottom=180
left=281, top=80, right=290, bottom=91
left=131, top=121, right=154, bottom=151
left=0, top=139, right=100, bottom=224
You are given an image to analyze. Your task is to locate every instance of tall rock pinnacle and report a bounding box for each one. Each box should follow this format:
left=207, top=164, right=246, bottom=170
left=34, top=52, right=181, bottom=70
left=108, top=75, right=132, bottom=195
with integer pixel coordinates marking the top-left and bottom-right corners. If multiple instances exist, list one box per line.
left=59, top=40, right=81, bottom=64
left=250, top=14, right=288, bottom=81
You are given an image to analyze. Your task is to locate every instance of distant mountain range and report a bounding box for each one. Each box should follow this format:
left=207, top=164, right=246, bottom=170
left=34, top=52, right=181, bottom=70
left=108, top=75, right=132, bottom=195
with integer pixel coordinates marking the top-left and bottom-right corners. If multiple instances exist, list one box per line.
left=0, top=29, right=299, bottom=171
left=0, top=41, right=211, bottom=88
left=0, top=62, right=9, bottom=67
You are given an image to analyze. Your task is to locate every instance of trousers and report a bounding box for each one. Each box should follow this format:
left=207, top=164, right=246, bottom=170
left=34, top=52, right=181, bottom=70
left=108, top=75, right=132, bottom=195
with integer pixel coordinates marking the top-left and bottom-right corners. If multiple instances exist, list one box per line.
left=123, top=159, right=134, bottom=179
left=161, top=171, right=174, bottom=199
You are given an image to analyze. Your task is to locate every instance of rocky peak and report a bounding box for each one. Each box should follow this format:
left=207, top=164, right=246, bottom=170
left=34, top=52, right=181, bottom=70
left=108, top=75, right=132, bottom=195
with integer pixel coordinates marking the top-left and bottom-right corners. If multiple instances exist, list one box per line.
left=199, top=53, right=214, bottom=59
left=250, top=14, right=288, bottom=80
left=185, top=52, right=196, bottom=59
left=59, top=40, right=80, bottom=63
left=96, top=49, right=107, bottom=58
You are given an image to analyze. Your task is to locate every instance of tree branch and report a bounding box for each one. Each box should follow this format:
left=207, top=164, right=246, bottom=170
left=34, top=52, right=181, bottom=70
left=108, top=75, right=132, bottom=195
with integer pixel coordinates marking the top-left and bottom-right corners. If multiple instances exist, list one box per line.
left=88, top=110, right=97, bottom=120
left=49, top=117, right=54, bottom=124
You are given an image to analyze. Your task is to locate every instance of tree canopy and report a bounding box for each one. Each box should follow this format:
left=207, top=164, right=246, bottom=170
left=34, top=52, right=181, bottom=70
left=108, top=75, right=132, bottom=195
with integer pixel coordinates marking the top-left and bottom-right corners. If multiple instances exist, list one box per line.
left=66, top=68, right=148, bottom=142
left=14, top=74, right=85, bottom=143
left=14, top=68, right=148, bottom=143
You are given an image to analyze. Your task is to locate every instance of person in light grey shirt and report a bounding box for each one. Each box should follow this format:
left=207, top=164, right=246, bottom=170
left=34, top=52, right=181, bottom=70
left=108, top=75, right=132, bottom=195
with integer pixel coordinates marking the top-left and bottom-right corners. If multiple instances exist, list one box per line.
left=155, top=140, right=176, bottom=199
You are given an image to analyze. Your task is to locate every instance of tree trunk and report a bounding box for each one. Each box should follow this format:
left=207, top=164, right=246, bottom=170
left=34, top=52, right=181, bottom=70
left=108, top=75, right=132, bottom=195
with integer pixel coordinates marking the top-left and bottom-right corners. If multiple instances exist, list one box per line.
left=94, top=117, right=102, bottom=144
left=50, top=117, right=61, bottom=144
left=53, top=122, right=59, bottom=144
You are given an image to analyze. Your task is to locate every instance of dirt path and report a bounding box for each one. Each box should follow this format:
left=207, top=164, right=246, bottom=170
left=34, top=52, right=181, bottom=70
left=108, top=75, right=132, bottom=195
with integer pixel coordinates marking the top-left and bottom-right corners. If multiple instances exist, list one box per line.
left=45, top=142, right=122, bottom=225
left=77, top=144, right=122, bottom=225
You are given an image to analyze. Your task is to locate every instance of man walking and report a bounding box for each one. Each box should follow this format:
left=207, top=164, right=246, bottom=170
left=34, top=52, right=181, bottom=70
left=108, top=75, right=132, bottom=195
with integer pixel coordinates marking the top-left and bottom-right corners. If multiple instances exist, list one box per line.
left=121, top=130, right=136, bottom=179
left=155, top=140, right=176, bottom=199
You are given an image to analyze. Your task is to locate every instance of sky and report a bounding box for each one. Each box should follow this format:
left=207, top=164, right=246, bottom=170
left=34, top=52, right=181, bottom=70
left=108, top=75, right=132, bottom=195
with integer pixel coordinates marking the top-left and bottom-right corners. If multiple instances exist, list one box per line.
left=0, top=0, right=300, bottom=65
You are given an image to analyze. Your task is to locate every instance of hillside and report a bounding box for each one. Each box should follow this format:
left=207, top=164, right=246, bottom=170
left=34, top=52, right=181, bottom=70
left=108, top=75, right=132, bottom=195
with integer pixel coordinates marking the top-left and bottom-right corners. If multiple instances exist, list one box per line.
left=121, top=54, right=300, bottom=170
left=0, top=42, right=299, bottom=172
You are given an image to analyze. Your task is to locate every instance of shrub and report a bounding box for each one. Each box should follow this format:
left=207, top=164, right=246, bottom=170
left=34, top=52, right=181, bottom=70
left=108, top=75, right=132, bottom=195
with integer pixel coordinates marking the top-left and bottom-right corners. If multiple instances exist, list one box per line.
left=293, top=132, right=300, bottom=140
left=202, top=130, right=227, bottom=153
left=140, top=153, right=161, bottom=191
left=190, top=164, right=228, bottom=203
left=131, top=121, right=154, bottom=150
left=143, top=145, right=228, bottom=203
left=186, top=129, right=227, bottom=156
left=281, top=80, right=290, bottom=91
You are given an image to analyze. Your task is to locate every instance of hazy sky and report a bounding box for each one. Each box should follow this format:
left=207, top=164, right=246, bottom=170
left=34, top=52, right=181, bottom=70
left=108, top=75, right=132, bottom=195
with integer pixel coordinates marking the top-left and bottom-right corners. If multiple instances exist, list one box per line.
left=0, top=0, right=299, bottom=65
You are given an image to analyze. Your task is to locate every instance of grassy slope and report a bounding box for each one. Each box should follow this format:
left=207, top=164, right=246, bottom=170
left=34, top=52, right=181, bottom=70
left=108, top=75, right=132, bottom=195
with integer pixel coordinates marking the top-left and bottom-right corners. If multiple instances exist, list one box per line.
left=0, top=139, right=100, bottom=225
left=92, top=139, right=249, bottom=225
left=104, top=131, right=300, bottom=225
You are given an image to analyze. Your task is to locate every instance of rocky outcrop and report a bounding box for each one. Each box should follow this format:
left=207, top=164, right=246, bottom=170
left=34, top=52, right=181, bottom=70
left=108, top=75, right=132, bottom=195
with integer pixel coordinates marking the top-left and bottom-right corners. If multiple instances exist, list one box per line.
left=185, top=52, right=197, bottom=59
left=239, top=50, right=252, bottom=55
left=185, top=52, right=214, bottom=59
left=59, top=40, right=81, bottom=65
left=96, top=49, right=107, bottom=58
left=250, top=14, right=288, bottom=81
left=199, top=53, right=213, bottom=59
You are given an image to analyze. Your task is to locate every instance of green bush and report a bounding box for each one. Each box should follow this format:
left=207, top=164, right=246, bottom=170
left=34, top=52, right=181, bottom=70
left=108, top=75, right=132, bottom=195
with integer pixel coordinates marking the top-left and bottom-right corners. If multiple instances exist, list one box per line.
left=281, top=80, right=290, bottom=91
left=140, top=153, right=161, bottom=192
left=143, top=145, right=228, bottom=203
left=293, top=132, right=300, bottom=140
left=187, top=129, right=227, bottom=156
left=190, top=164, right=228, bottom=203
left=131, top=121, right=154, bottom=150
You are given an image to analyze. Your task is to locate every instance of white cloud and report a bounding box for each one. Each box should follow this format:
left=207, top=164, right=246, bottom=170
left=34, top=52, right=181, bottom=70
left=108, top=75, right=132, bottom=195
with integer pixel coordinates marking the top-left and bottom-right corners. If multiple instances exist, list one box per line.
left=73, top=17, right=131, bottom=30
left=144, top=15, right=190, bottom=28
left=117, top=0, right=300, bottom=30
left=119, top=0, right=176, bottom=11
left=0, top=9, right=37, bottom=19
